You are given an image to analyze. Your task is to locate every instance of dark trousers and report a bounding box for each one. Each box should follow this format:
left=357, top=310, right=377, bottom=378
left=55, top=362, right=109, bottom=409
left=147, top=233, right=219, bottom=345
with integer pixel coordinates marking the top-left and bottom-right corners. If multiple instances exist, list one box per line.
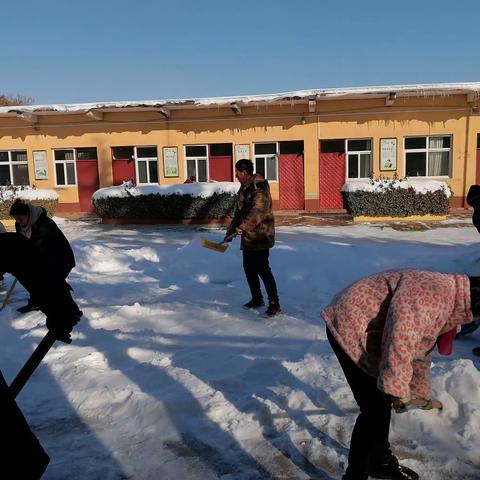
left=327, top=328, right=392, bottom=479
left=242, top=249, right=279, bottom=303
left=29, top=267, right=73, bottom=307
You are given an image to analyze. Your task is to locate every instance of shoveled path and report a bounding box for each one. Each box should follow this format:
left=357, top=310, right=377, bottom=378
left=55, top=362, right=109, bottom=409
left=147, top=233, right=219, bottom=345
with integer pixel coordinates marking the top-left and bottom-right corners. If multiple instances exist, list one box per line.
left=57, top=208, right=475, bottom=232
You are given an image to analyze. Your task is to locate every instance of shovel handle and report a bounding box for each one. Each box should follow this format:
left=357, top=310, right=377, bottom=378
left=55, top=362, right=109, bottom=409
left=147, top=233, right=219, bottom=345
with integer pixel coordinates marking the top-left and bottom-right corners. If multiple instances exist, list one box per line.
left=0, top=278, right=18, bottom=311
left=223, top=232, right=237, bottom=243
left=10, top=331, right=57, bottom=399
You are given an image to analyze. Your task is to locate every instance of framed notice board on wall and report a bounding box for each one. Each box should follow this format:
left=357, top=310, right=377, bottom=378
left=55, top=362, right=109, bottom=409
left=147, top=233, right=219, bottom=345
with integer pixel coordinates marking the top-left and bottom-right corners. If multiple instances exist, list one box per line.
left=380, top=138, right=397, bottom=171
left=33, top=150, right=48, bottom=180
left=234, top=144, right=250, bottom=162
left=163, top=147, right=179, bottom=177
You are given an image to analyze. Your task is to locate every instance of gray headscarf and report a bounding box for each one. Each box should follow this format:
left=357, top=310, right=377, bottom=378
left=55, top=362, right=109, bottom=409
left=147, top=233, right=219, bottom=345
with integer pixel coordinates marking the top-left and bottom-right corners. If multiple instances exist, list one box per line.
left=18, top=203, right=43, bottom=239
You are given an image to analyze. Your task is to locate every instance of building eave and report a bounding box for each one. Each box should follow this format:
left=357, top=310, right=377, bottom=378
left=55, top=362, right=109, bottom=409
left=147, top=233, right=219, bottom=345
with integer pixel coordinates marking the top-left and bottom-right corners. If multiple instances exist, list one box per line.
left=1, top=81, right=479, bottom=118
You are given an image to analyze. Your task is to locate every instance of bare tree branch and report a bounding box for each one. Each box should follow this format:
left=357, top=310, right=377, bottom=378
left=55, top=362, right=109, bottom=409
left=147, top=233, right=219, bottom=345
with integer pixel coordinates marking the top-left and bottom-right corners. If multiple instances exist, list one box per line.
left=0, top=94, right=34, bottom=106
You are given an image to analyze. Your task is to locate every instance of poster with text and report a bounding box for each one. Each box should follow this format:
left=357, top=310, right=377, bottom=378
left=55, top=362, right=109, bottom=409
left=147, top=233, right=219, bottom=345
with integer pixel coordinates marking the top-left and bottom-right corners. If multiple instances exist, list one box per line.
left=380, top=138, right=397, bottom=171
left=33, top=151, right=48, bottom=179
left=163, top=147, right=179, bottom=177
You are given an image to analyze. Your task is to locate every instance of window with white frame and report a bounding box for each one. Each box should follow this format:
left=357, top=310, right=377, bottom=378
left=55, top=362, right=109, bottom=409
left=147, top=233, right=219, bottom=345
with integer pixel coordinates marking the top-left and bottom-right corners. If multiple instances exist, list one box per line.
left=135, top=146, right=158, bottom=184
left=54, top=149, right=76, bottom=186
left=0, top=150, right=29, bottom=186
left=346, top=139, right=372, bottom=179
left=185, top=145, right=208, bottom=182
left=254, top=142, right=278, bottom=181
left=404, top=135, right=451, bottom=177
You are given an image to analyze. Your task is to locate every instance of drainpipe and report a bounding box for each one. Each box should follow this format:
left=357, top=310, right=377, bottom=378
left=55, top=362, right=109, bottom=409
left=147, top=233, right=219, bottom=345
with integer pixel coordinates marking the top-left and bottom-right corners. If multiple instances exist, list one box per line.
left=463, top=114, right=471, bottom=209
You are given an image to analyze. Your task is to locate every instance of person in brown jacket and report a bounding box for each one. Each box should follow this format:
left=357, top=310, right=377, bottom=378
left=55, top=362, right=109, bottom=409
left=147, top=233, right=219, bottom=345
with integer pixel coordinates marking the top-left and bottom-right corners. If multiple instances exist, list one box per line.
left=224, top=159, right=280, bottom=316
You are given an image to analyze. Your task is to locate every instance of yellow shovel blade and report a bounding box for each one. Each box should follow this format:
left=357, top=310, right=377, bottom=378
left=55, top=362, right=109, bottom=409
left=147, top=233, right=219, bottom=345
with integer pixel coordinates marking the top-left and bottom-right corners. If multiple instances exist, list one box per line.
left=201, top=238, right=229, bottom=253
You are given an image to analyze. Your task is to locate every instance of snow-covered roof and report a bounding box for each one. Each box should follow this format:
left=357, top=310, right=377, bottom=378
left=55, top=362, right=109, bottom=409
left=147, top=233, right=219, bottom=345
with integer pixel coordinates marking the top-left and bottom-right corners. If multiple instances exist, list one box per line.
left=1, top=81, right=479, bottom=117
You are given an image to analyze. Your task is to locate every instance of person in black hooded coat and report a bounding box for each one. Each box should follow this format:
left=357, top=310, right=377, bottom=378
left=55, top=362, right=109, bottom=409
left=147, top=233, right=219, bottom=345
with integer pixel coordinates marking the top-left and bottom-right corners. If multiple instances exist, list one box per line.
left=0, top=232, right=81, bottom=479
left=466, top=184, right=480, bottom=356
left=10, top=199, right=75, bottom=313
left=0, top=232, right=81, bottom=343
left=467, top=184, right=480, bottom=233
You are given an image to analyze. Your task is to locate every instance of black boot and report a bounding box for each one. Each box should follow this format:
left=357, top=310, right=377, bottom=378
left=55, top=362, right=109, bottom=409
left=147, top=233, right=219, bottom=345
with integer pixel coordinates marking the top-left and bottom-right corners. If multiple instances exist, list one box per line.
left=264, top=301, right=281, bottom=317
left=17, top=301, right=40, bottom=314
left=342, top=473, right=368, bottom=480
left=243, top=298, right=264, bottom=309
left=369, top=456, right=419, bottom=480
left=472, top=346, right=480, bottom=356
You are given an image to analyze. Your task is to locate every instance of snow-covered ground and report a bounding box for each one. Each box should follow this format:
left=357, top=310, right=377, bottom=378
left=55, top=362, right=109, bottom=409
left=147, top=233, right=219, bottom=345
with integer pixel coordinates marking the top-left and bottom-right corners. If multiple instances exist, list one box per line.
left=1, top=218, right=479, bottom=480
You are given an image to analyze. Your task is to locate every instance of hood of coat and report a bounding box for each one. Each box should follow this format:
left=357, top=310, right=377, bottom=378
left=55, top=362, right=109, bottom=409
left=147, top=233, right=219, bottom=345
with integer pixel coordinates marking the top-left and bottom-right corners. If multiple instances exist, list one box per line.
left=433, top=273, right=473, bottom=355
left=440, top=273, right=473, bottom=335
left=17, top=205, right=45, bottom=238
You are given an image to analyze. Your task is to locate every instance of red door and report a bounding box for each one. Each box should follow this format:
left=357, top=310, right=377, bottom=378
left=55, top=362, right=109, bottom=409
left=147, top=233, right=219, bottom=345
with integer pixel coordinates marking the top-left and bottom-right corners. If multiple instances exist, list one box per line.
left=112, top=159, right=135, bottom=185
left=319, top=153, right=345, bottom=209
left=278, top=154, right=305, bottom=210
left=77, top=159, right=100, bottom=212
left=209, top=155, right=232, bottom=181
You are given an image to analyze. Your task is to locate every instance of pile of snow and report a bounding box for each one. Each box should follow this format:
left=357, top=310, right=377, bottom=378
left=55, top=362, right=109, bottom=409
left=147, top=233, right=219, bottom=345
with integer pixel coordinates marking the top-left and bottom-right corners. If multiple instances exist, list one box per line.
left=1, top=220, right=480, bottom=479
left=92, top=180, right=238, bottom=201
left=342, top=178, right=452, bottom=197
left=0, top=186, right=59, bottom=201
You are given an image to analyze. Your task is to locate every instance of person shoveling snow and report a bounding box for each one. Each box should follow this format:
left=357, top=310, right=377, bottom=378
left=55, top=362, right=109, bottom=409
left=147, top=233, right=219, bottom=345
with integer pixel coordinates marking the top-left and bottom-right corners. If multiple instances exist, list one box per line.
left=223, top=159, right=281, bottom=317
left=322, top=269, right=478, bottom=480
left=0, top=232, right=82, bottom=478
left=0, top=233, right=82, bottom=343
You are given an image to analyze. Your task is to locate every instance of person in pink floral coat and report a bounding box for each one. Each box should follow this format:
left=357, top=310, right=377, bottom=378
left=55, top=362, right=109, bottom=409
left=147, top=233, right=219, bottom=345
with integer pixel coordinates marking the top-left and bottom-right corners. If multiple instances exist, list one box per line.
left=321, top=269, right=479, bottom=480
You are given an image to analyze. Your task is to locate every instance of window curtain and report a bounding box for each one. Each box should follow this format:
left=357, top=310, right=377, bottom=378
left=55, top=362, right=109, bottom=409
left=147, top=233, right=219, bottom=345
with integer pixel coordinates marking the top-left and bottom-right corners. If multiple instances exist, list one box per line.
left=429, top=137, right=445, bottom=148
left=14, top=152, right=27, bottom=162
left=428, top=151, right=444, bottom=175
left=360, top=153, right=371, bottom=178
left=428, top=137, right=449, bottom=176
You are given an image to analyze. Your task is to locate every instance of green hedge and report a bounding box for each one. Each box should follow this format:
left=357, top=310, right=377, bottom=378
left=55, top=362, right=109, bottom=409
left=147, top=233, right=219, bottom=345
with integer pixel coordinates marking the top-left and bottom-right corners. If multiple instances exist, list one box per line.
left=0, top=198, right=58, bottom=219
left=93, top=192, right=236, bottom=219
left=342, top=187, right=451, bottom=217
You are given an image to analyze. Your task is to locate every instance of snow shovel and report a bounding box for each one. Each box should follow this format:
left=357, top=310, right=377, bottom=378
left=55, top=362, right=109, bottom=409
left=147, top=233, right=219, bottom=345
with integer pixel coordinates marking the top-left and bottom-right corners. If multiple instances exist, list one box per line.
left=10, top=330, right=57, bottom=399
left=201, top=233, right=236, bottom=253
left=0, top=277, right=18, bottom=311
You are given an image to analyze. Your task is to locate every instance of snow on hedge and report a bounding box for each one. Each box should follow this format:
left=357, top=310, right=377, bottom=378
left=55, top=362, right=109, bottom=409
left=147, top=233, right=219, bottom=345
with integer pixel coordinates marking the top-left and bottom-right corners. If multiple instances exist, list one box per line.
left=342, top=178, right=452, bottom=197
left=0, top=186, right=59, bottom=201
left=92, top=181, right=239, bottom=201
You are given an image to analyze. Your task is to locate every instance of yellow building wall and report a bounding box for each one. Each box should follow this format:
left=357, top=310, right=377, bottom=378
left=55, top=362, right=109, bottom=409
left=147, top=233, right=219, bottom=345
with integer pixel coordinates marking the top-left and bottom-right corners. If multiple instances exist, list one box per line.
left=0, top=94, right=478, bottom=211
left=318, top=111, right=473, bottom=203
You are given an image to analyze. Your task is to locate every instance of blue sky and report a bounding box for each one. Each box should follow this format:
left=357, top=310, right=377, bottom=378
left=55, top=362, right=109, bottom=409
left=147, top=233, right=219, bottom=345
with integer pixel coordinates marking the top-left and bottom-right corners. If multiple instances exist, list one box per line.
left=1, top=0, right=479, bottom=104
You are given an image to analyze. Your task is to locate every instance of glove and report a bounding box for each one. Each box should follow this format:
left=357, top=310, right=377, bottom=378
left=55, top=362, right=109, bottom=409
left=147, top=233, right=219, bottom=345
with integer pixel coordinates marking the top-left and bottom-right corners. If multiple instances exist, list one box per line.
left=392, top=397, right=443, bottom=413
left=46, top=311, right=82, bottom=344
left=223, top=233, right=235, bottom=243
